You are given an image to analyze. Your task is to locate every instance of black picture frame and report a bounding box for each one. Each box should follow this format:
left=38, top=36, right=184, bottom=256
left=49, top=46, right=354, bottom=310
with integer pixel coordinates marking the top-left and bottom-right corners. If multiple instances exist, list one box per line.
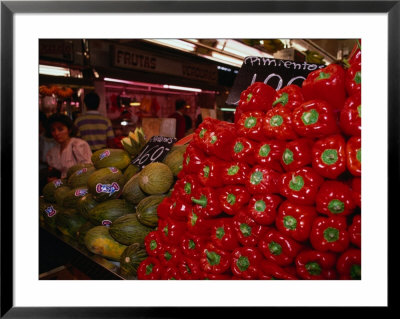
left=1, top=1, right=396, bottom=317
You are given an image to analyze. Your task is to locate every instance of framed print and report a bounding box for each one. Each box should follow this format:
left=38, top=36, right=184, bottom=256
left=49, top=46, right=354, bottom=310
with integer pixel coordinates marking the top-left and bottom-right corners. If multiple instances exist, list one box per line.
left=1, top=0, right=396, bottom=317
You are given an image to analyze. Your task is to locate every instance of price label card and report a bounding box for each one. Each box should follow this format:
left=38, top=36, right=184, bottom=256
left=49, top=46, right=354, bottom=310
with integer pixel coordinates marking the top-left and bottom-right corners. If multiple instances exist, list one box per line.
left=226, top=56, right=325, bottom=106
left=131, top=136, right=177, bottom=169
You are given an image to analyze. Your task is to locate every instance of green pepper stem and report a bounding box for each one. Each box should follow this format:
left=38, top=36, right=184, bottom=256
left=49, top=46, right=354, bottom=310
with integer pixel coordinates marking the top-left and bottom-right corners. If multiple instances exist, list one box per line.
left=192, top=195, right=207, bottom=207
left=272, top=92, right=289, bottom=107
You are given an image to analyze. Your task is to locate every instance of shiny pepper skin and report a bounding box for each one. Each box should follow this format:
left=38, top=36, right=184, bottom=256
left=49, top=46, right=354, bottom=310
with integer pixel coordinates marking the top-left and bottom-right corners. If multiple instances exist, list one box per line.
left=210, top=218, right=239, bottom=251
left=280, top=138, right=313, bottom=172
left=231, top=246, right=263, bottom=279
left=292, top=100, right=339, bottom=138
left=263, top=106, right=298, bottom=140
left=137, top=257, right=164, bottom=280
left=311, top=134, right=347, bottom=179
left=231, top=136, right=258, bottom=165
left=279, top=166, right=324, bottom=205
left=246, top=165, right=281, bottom=195
left=336, top=249, right=361, bottom=280
left=315, top=180, right=356, bottom=217
left=238, top=82, right=277, bottom=112
left=247, top=193, right=282, bottom=226
left=348, top=214, right=361, bottom=248
left=233, top=212, right=268, bottom=247
left=236, top=111, right=266, bottom=142
left=272, top=84, right=304, bottom=112
left=310, top=216, right=350, bottom=253
left=340, top=93, right=361, bottom=137
left=254, top=139, right=286, bottom=170
left=346, top=136, right=361, bottom=176
left=295, top=250, right=337, bottom=280
left=351, top=177, right=361, bottom=208
left=345, top=63, right=361, bottom=97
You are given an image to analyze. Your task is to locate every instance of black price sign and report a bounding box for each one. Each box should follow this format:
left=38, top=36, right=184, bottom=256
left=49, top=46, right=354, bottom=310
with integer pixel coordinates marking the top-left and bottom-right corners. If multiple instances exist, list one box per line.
left=131, top=136, right=177, bottom=169
left=226, top=56, right=325, bottom=106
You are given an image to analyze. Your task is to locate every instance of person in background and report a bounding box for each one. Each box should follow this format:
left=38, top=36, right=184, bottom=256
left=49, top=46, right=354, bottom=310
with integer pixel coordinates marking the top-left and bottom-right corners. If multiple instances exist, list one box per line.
left=39, top=111, right=57, bottom=193
left=183, top=105, right=193, bottom=135
left=169, top=99, right=186, bottom=140
left=46, top=113, right=92, bottom=180
left=195, top=106, right=203, bottom=128
left=74, top=92, right=116, bottom=152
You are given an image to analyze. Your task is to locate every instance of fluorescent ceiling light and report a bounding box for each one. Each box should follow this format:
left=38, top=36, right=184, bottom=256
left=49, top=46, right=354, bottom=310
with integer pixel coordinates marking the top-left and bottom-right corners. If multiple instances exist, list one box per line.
left=146, top=39, right=196, bottom=52
left=211, top=52, right=244, bottom=67
left=121, top=121, right=128, bottom=126
left=291, top=41, right=308, bottom=52
left=39, top=64, right=70, bottom=77
left=163, top=85, right=202, bottom=92
left=220, top=108, right=236, bottom=112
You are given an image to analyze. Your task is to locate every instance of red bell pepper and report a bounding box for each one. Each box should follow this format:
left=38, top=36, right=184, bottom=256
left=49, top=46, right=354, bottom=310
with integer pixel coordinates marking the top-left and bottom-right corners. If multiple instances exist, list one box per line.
left=221, top=161, right=250, bottom=186
left=272, top=84, right=304, bottom=112
left=198, top=156, right=225, bottom=188
left=158, top=218, right=186, bottom=245
left=234, top=104, right=245, bottom=124
left=262, top=106, right=298, bottom=140
left=315, top=180, right=356, bottom=217
left=199, top=242, right=231, bottom=275
left=311, top=134, right=346, bottom=179
left=236, top=111, right=266, bottom=142
left=336, top=249, right=361, bottom=280
left=218, top=185, right=250, bottom=215
left=144, top=230, right=165, bottom=257
left=171, top=174, right=200, bottom=205
left=203, top=273, right=232, bottom=280
left=351, top=177, right=361, bottom=208
left=254, top=139, right=285, bottom=171
left=310, top=216, right=350, bottom=253
left=178, top=256, right=203, bottom=280
left=192, top=117, right=220, bottom=153
left=259, top=260, right=298, bottom=280
left=233, top=212, right=268, bottom=247
left=186, top=209, right=211, bottom=236
left=181, top=144, right=206, bottom=175
left=180, top=232, right=205, bottom=260
left=231, top=136, right=257, bottom=165
left=231, top=246, right=263, bottom=280
left=348, top=214, right=361, bottom=248
left=246, top=165, right=281, bottom=195
left=292, top=100, right=339, bottom=138
left=137, top=257, right=164, bottom=280
left=347, top=39, right=361, bottom=67
left=276, top=200, right=317, bottom=242
left=210, top=218, right=239, bottom=251
left=191, top=187, right=222, bottom=219
left=247, top=193, right=282, bottom=226
left=301, top=63, right=347, bottom=111
left=280, top=138, right=313, bottom=172
left=204, top=122, right=236, bottom=161
left=295, top=250, right=337, bottom=280
left=345, top=63, right=361, bottom=97
left=279, top=166, right=324, bottom=205
left=258, top=228, right=303, bottom=267
left=340, top=93, right=361, bottom=137
left=170, top=199, right=192, bottom=222
left=157, top=197, right=174, bottom=220
left=159, top=244, right=182, bottom=268
left=161, top=266, right=182, bottom=280
left=346, top=136, right=361, bottom=176
left=238, top=81, right=277, bottom=112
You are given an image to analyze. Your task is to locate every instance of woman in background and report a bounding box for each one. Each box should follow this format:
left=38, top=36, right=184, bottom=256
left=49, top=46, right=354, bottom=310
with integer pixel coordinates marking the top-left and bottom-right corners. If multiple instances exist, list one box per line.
left=46, top=113, right=92, bottom=181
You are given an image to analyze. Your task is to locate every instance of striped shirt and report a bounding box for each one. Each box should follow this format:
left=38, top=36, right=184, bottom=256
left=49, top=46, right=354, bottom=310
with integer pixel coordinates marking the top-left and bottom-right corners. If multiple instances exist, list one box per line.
left=74, top=111, right=114, bottom=151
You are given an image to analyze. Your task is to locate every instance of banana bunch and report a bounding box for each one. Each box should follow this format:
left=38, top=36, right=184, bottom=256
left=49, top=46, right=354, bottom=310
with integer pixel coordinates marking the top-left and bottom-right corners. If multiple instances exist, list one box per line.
left=121, top=127, right=147, bottom=157
left=262, top=39, right=284, bottom=54
left=305, top=50, right=325, bottom=65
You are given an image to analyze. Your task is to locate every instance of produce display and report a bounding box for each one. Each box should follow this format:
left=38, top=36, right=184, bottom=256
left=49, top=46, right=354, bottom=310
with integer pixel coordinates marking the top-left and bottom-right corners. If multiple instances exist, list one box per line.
left=39, top=126, right=186, bottom=278
left=137, top=43, right=361, bottom=280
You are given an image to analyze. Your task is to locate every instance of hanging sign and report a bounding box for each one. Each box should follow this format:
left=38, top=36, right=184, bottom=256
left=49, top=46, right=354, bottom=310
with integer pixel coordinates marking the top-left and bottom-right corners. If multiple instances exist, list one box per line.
left=226, top=56, right=325, bottom=106
left=131, top=136, right=177, bottom=169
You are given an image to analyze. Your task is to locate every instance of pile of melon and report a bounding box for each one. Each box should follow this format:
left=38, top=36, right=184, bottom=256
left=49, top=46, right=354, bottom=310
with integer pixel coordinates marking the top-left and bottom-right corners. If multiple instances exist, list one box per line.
left=39, top=144, right=187, bottom=278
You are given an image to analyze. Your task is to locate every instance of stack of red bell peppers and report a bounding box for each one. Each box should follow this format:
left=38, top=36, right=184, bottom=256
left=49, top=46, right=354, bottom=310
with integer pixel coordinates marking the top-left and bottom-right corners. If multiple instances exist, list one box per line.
left=137, top=40, right=362, bottom=281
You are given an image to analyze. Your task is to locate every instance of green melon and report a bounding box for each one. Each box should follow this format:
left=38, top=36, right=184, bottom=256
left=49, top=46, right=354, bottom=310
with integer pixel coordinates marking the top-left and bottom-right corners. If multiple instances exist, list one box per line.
left=163, top=144, right=188, bottom=177
left=42, top=179, right=67, bottom=203
left=84, top=226, right=128, bottom=261
left=67, top=165, right=96, bottom=188
left=138, top=162, right=174, bottom=195
left=123, top=164, right=140, bottom=183
left=122, top=173, right=147, bottom=205
left=62, top=187, right=89, bottom=209
left=87, top=167, right=125, bottom=202
left=87, top=199, right=134, bottom=226
left=55, top=208, right=87, bottom=239
left=77, top=194, right=99, bottom=219
left=119, top=243, right=148, bottom=278
left=109, top=213, right=153, bottom=246
left=91, top=149, right=131, bottom=170
left=76, top=221, right=95, bottom=246
left=39, top=197, right=60, bottom=230
left=136, top=195, right=165, bottom=228
left=67, top=163, right=95, bottom=179
left=54, top=185, right=72, bottom=206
